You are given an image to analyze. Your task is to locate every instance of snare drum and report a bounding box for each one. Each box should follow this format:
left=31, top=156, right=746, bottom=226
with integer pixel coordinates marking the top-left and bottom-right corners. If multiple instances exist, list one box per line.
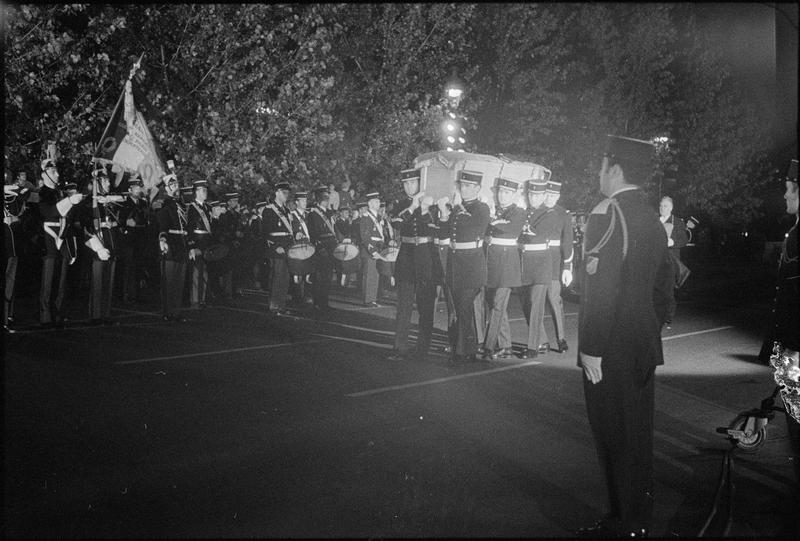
left=287, top=242, right=316, bottom=275
left=376, top=246, right=399, bottom=277
left=333, top=241, right=360, bottom=274
left=204, top=244, right=230, bottom=262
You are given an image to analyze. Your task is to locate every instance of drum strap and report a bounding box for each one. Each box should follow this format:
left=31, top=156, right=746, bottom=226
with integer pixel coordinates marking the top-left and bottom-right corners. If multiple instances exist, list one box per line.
left=312, top=207, right=336, bottom=236
left=292, top=209, right=309, bottom=239
left=367, top=211, right=384, bottom=242
left=191, top=202, right=212, bottom=233
left=267, top=203, right=293, bottom=235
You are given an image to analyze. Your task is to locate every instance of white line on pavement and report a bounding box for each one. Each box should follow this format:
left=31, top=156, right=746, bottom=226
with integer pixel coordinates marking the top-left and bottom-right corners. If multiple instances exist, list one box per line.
left=346, top=360, right=543, bottom=398
left=114, top=340, right=330, bottom=365
left=508, top=313, right=578, bottom=323
left=662, top=326, right=734, bottom=341
left=312, top=333, right=394, bottom=350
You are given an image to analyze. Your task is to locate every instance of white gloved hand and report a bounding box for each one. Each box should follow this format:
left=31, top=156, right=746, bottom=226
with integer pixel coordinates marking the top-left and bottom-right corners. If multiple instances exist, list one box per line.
left=189, top=248, right=199, bottom=260
left=668, top=238, right=675, bottom=247
left=69, top=194, right=84, bottom=204
left=159, top=239, right=169, bottom=255
left=562, top=269, right=573, bottom=287
left=97, top=248, right=111, bottom=261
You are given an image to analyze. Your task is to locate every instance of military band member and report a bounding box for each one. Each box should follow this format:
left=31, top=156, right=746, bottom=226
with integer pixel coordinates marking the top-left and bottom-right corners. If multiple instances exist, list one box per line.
left=289, top=190, right=312, bottom=304
left=519, top=179, right=555, bottom=359
left=542, top=179, right=573, bottom=353
left=576, top=135, right=673, bottom=538
left=156, top=173, right=189, bottom=322
left=387, top=169, right=440, bottom=361
left=118, top=175, right=149, bottom=304
left=250, top=200, right=268, bottom=289
left=37, top=159, right=85, bottom=327
left=186, top=180, right=214, bottom=309
left=359, top=191, right=387, bottom=307
left=4, top=169, right=30, bottom=332
left=483, top=177, right=526, bottom=360
left=219, top=192, right=243, bottom=299
left=261, top=181, right=293, bottom=315
left=308, top=185, right=338, bottom=312
left=437, top=170, right=491, bottom=363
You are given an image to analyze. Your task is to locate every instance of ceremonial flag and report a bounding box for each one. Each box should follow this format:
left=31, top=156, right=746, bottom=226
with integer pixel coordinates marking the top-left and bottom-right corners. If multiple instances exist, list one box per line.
left=93, top=54, right=166, bottom=200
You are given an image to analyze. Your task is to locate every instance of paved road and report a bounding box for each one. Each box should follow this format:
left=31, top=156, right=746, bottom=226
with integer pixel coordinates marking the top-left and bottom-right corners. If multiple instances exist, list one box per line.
left=4, top=263, right=798, bottom=537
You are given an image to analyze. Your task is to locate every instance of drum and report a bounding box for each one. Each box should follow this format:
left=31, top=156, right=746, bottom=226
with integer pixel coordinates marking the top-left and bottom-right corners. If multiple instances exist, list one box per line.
left=287, top=242, right=316, bottom=275
left=204, top=243, right=230, bottom=262
left=376, top=246, right=399, bottom=277
left=334, top=241, right=360, bottom=274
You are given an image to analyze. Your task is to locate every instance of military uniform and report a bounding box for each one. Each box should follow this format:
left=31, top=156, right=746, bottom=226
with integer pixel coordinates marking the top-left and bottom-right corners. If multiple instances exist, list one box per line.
left=250, top=201, right=268, bottom=289
left=389, top=169, right=441, bottom=360
left=4, top=179, right=30, bottom=330
left=219, top=192, right=244, bottom=298
left=307, top=188, right=338, bottom=310
left=85, top=176, right=125, bottom=323
left=156, top=175, right=189, bottom=321
left=578, top=136, right=673, bottom=537
left=261, top=183, right=294, bottom=313
left=359, top=192, right=386, bottom=306
left=483, top=178, right=526, bottom=358
left=186, top=180, right=214, bottom=308
left=288, top=191, right=312, bottom=303
left=118, top=178, right=149, bottom=303
left=543, top=181, right=574, bottom=352
left=439, top=170, right=491, bottom=361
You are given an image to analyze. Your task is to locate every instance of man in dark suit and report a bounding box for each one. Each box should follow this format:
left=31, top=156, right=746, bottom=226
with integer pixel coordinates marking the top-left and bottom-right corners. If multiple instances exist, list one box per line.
left=437, top=170, right=491, bottom=364
left=387, top=168, right=441, bottom=362
left=483, top=177, right=526, bottom=360
left=577, top=135, right=673, bottom=538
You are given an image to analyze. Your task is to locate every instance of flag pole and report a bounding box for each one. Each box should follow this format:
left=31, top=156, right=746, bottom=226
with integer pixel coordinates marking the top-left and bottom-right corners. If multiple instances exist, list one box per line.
left=93, top=52, right=146, bottom=161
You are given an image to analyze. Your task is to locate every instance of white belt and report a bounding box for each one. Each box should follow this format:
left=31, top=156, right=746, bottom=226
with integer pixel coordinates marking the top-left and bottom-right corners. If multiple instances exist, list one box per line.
left=101, top=221, right=118, bottom=228
left=402, top=236, right=432, bottom=245
left=548, top=240, right=561, bottom=247
left=370, top=236, right=384, bottom=241
left=168, top=229, right=187, bottom=235
left=489, top=237, right=519, bottom=247
left=450, top=240, right=483, bottom=250
left=434, top=238, right=450, bottom=246
left=193, top=229, right=211, bottom=234
left=523, top=243, right=548, bottom=251
left=269, top=232, right=290, bottom=236
left=43, top=221, right=61, bottom=227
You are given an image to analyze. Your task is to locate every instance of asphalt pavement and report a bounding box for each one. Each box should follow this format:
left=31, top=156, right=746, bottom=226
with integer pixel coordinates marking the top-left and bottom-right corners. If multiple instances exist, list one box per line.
left=4, top=259, right=799, bottom=538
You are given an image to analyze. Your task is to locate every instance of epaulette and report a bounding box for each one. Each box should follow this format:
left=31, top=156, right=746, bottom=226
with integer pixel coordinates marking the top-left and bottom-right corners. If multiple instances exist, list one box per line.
left=590, top=198, right=614, bottom=215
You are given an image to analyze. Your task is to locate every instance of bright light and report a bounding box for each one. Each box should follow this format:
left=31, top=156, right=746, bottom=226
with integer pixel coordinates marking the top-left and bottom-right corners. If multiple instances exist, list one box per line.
left=446, top=147, right=453, bottom=151
left=457, top=149, right=465, bottom=152
left=458, top=137, right=465, bottom=144
left=448, top=112, right=457, bottom=119
left=446, top=123, right=455, bottom=132
left=447, top=87, right=463, bottom=99
left=653, top=136, right=670, bottom=144
left=446, top=136, right=455, bottom=144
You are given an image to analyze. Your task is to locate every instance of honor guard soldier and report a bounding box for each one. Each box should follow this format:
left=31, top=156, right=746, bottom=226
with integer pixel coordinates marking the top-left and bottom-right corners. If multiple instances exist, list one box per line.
left=387, top=168, right=441, bottom=362
left=437, top=170, right=491, bottom=363
left=261, top=181, right=293, bottom=315
left=359, top=191, right=387, bottom=307
left=186, top=180, right=214, bottom=309
left=37, top=159, right=85, bottom=327
left=519, top=178, right=556, bottom=359
left=86, top=169, right=125, bottom=324
left=483, top=177, right=526, bottom=360
left=250, top=200, right=268, bottom=290
left=4, top=169, right=31, bottom=332
left=217, top=192, right=243, bottom=299
left=307, top=185, right=338, bottom=312
left=118, top=175, right=149, bottom=304
left=576, top=135, right=673, bottom=538
left=542, top=179, right=574, bottom=353
left=156, top=173, right=189, bottom=322
left=289, top=190, right=312, bottom=304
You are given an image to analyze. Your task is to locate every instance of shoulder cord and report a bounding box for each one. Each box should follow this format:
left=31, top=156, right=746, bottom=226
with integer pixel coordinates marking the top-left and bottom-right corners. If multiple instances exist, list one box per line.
left=583, top=199, right=628, bottom=260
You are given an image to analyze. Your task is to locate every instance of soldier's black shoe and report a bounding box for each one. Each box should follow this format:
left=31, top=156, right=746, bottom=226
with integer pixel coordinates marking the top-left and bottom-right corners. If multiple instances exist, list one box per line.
left=538, top=342, right=550, bottom=354
left=556, top=339, right=569, bottom=353
left=518, top=348, right=538, bottom=360
left=490, top=347, right=514, bottom=360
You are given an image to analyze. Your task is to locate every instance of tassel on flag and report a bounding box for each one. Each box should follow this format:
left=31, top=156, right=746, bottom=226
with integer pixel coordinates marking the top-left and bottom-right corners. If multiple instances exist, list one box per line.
left=93, top=53, right=167, bottom=200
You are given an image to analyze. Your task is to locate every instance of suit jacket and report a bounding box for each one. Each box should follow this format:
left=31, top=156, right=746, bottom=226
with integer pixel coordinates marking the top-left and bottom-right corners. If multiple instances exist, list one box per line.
left=578, top=187, right=673, bottom=380
left=391, top=196, right=440, bottom=284
left=439, top=198, right=491, bottom=289
left=486, top=203, right=526, bottom=288
left=662, top=214, right=688, bottom=260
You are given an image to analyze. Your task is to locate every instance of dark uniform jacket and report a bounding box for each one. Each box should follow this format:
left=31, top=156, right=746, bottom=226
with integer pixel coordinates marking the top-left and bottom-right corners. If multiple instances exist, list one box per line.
left=439, top=198, right=491, bottom=289
left=290, top=208, right=311, bottom=243
left=261, top=202, right=293, bottom=258
left=118, top=196, right=149, bottom=232
left=578, top=187, right=674, bottom=381
left=486, top=203, right=526, bottom=288
left=333, top=216, right=351, bottom=243
left=85, top=197, right=123, bottom=259
left=548, top=204, right=574, bottom=278
left=156, top=195, right=189, bottom=261
left=520, top=206, right=556, bottom=285
left=216, top=209, right=241, bottom=246
left=391, top=196, right=441, bottom=284
left=359, top=210, right=387, bottom=258
left=773, top=222, right=799, bottom=351
left=38, top=184, right=73, bottom=257
left=307, top=205, right=338, bottom=254
left=187, top=201, right=214, bottom=252
left=4, top=186, right=29, bottom=258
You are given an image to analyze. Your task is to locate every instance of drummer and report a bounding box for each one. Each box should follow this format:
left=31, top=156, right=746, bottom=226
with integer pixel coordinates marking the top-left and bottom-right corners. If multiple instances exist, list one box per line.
left=358, top=191, right=387, bottom=307
left=289, top=190, right=312, bottom=305
left=261, top=181, right=294, bottom=315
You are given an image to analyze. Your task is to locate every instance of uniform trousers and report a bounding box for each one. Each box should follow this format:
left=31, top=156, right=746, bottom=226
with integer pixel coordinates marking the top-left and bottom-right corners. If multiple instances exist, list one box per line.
left=312, top=253, right=334, bottom=309
left=544, top=279, right=565, bottom=343
left=160, top=258, right=187, bottom=318
left=4, top=256, right=18, bottom=325
left=120, top=230, right=146, bottom=302
left=452, top=286, right=481, bottom=357
left=190, top=254, right=208, bottom=307
left=360, top=254, right=379, bottom=304
left=90, top=257, right=116, bottom=320
left=268, top=256, right=290, bottom=311
left=474, top=287, right=486, bottom=347
left=583, top=365, right=655, bottom=533
left=526, top=284, right=549, bottom=350
left=484, top=287, right=513, bottom=351
left=39, top=253, right=70, bottom=324
left=394, top=278, right=436, bottom=355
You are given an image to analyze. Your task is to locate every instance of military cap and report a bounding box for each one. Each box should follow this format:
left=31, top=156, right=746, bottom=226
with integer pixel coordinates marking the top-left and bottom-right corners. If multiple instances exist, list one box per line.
left=458, top=170, right=483, bottom=185
left=41, top=158, right=57, bottom=171
left=255, top=200, right=268, bottom=209
left=311, top=185, right=329, bottom=196
left=63, top=181, right=78, bottom=191
left=180, top=187, right=194, bottom=200
left=192, top=179, right=209, bottom=190
left=398, top=168, right=421, bottom=182
left=224, top=192, right=239, bottom=201
left=294, top=190, right=308, bottom=200
left=785, top=158, right=798, bottom=183
left=545, top=180, right=562, bottom=194
left=603, top=134, right=655, bottom=165
left=208, top=200, right=221, bottom=207
left=494, top=177, right=520, bottom=191
left=274, top=181, right=292, bottom=192
left=355, top=200, right=368, bottom=208
left=128, top=177, right=144, bottom=187
left=526, top=180, right=547, bottom=193
left=365, top=191, right=381, bottom=201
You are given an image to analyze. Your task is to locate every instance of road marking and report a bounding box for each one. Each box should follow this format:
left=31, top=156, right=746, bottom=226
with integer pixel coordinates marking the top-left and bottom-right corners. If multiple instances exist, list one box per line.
left=312, top=333, right=394, bottom=350
left=346, top=360, right=542, bottom=397
left=662, top=326, right=734, bottom=341
left=508, top=313, right=578, bottom=323
left=114, top=340, right=330, bottom=365
left=112, top=307, right=161, bottom=316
